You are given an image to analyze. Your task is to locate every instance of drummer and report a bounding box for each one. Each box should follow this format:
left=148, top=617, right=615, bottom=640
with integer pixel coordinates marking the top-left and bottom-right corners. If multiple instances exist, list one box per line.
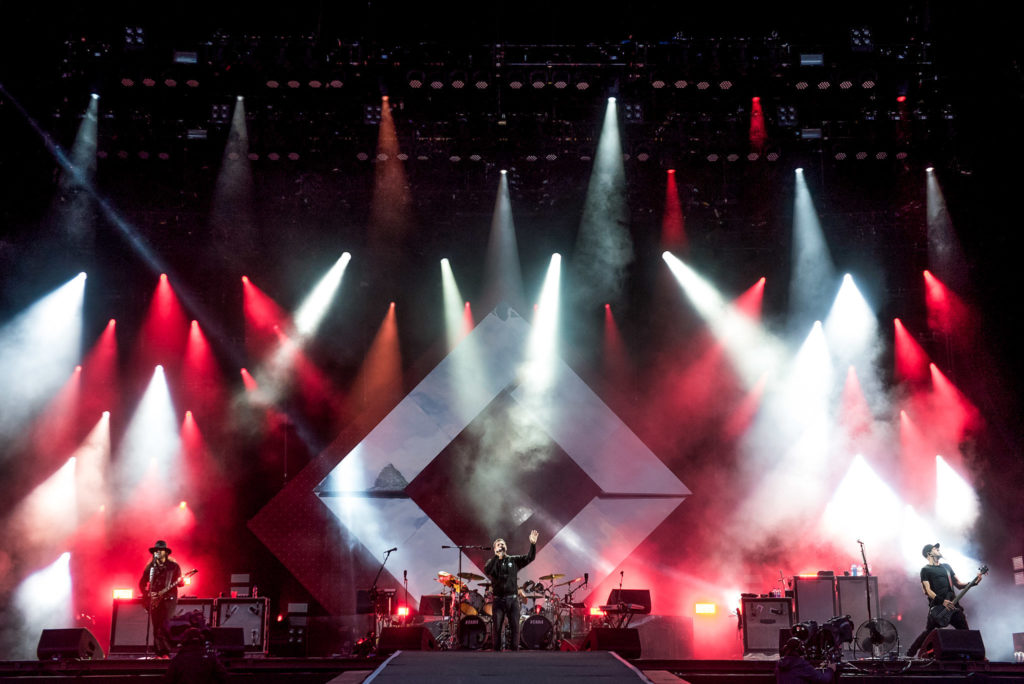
left=484, top=530, right=539, bottom=651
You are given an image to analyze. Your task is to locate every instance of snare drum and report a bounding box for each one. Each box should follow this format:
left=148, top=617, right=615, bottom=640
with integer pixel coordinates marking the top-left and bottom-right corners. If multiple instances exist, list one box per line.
left=458, top=615, right=489, bottom=650
left=520, top=614, right=553, bottom=650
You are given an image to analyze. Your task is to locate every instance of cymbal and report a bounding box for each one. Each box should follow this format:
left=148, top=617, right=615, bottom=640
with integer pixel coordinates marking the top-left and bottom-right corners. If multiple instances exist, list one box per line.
left=539, top=573, right=565, bottom=580
left=458, top=572, right=485, bottom=581
left=435, top=575, right=465, bottom=589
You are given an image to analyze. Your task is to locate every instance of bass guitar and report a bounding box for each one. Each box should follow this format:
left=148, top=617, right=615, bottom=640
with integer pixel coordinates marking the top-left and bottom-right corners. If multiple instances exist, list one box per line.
left=928, top=565, right=988, bottom=628
left=145, top=568, right=198, bottom=611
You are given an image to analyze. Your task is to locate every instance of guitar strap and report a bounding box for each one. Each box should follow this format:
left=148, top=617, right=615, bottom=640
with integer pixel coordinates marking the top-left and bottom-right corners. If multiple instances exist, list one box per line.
left=943, top=566, right=955, bottom=603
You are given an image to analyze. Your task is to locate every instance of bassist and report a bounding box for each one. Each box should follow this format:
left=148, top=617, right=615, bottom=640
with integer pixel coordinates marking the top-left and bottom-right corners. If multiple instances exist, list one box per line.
left=138, top=540, right=183, bottom=658
left=907, top=542, right=983, bottom=657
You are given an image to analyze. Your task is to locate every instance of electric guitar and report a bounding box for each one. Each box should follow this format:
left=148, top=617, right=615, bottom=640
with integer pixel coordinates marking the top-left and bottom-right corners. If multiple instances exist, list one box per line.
left=928, top=565, right=988, bottom=628
left=144, top=568, right=198, bottom=611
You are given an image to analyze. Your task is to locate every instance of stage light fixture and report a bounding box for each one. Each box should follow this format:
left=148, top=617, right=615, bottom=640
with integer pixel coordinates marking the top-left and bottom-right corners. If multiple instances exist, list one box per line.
left=695, top=603, right=716, bottom=615
left=697, top=81, right=710, bottom=90
left=112, top=589, right=133, bottom=599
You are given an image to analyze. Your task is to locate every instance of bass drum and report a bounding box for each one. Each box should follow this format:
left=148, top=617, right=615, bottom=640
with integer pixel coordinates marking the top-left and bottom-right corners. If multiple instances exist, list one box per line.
left=520, top=614, right=553, bottom=650
left=458, top=615, right=489, bottom=650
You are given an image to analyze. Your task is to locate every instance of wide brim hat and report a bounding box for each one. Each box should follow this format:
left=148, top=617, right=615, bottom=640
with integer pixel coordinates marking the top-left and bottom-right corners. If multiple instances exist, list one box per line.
left=149, top=540, right=173, bottom=555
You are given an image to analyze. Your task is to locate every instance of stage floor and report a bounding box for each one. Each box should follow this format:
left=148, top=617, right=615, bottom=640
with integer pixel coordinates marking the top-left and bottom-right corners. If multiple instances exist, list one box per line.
left=3, top=654, right=1024, bottom=683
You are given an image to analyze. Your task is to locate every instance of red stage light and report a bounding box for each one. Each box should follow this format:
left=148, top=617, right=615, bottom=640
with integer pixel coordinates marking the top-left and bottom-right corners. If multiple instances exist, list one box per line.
left=113, top=588, right=133, bottom=599
left=667, top=169, right=676, bottom=174
left=241, top=275, right=249, bottom=283
left=277, top=614, right=284, bottom=622
left=896, top=95, right=906, bottom=103
left=179, top=501, right=187, bottom=508
left=589, top=607, right=606, bottom=617
left=396, top=606, right=410, bottom=617
left=695, top=603, right=716, bottom=615
left=108, top=319, right=116, bottom=327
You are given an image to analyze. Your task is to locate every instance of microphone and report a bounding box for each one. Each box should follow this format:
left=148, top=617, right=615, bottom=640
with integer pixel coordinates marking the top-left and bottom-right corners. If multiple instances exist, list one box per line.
left=856, top=539, right=864, bottom=544
left=384, top=547, right=397, bottom=553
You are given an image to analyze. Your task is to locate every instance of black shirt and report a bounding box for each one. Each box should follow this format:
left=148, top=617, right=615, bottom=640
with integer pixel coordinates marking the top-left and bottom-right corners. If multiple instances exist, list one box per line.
left=920, top=563, right=956, bottom=606
left=140, top=559, right=183, bottom=602
left=484, top=543, right=536, bottom=597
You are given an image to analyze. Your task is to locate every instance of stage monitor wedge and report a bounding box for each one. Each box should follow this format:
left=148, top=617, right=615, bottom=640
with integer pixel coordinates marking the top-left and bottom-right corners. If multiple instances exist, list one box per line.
left=37, top=628, right=104, bottom=660
left=920, top=629, right=985, bottom=661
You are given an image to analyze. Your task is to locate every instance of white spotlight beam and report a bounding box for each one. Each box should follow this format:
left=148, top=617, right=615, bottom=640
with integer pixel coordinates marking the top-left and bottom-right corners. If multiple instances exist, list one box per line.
left=823, top=274, right=879, bottom=365
left=13, top=553, right=73, bottom=658
left=522, top=254, right=562, bottom=392
left=662, top=252, right=783, bottom=388
left=114, top=366, right=181, bottom=497
left=790, top=170, right=837, bottom=326
left=0, top=274, right=86, bottom=440
left=935, top=455, right=980, bottom=533
left=294, top=252, right=351, bottom=337
left=440, top=258, right=466, bottom=350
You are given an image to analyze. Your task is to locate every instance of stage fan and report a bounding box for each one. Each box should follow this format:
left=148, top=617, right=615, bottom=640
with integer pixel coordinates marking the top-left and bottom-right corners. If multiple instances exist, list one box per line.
left=854, top=618, right=898, bottom=658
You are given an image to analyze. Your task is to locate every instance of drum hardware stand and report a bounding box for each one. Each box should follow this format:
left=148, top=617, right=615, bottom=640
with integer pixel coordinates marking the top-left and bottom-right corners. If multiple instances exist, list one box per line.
left=441, top=543, right=488, bottom=649
left=554, top=576, right=587, bottom=650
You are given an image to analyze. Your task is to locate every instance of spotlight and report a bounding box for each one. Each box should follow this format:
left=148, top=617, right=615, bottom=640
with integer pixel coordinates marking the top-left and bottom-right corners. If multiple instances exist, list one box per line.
left=90, top=93, right=99, bottom=100
left=926, top=166, right=934, bottom=173
left=500, top=169, right=507, bottom=175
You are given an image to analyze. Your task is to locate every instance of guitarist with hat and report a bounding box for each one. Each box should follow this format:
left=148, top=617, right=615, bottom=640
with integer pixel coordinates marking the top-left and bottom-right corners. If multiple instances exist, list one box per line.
left=907, top=542, right=985, bottom=657
left=139, top=540, right=184, bottom=658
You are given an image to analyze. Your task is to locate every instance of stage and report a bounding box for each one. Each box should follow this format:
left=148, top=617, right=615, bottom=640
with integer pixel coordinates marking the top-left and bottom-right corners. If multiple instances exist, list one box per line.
left=3, top=653, right=1024, bottom=683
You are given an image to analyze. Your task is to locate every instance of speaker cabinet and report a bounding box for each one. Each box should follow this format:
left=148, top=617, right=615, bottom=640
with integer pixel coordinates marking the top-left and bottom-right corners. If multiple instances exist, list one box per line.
left=836, top=576, right=879, bottom=651
left=793, top=576, right=836, bottom=624
left=377, top=626, right=437, bottom=654
left=742, top=598, right=793, bottom=653
left=37, top=628, right=104, bottom=660
left=110, top=598, right=214, bottom=654
left=216, top=597, right=269, bottom=654
left=582, top=628, right=642, bottom=659
left=920, top=629, right=985, bottom=661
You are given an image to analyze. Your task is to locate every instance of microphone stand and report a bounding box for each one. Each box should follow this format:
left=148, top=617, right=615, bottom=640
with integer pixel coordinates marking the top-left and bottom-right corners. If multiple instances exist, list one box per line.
left=145, top=555, right=157, bottom=659
left=857, top=541, right=888, bottom=659
left=367, top=548, right=395, bottom=649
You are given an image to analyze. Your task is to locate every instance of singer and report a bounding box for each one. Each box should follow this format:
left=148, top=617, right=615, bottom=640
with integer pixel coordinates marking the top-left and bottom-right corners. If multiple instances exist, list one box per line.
left=484, top=530, right=539, bottom=651
left=138, top=540, right=183, bottom=658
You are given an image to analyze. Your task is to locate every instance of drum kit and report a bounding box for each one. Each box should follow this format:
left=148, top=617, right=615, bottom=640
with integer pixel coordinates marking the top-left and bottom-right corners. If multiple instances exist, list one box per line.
left=430, top=570, right=590, bottom=650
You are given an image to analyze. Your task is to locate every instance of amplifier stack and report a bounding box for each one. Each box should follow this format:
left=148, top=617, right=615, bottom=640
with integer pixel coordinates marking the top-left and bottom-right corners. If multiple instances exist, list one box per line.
left=110, top=597, right=269, bottom=657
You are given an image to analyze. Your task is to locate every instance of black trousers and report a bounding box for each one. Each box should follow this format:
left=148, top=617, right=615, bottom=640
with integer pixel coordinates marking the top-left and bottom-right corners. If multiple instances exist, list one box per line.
left=151, top=597, right=177, bottom=656
left=491, top=595, right=521, bottom=651
left=907, top=607, right=969, bottom=657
